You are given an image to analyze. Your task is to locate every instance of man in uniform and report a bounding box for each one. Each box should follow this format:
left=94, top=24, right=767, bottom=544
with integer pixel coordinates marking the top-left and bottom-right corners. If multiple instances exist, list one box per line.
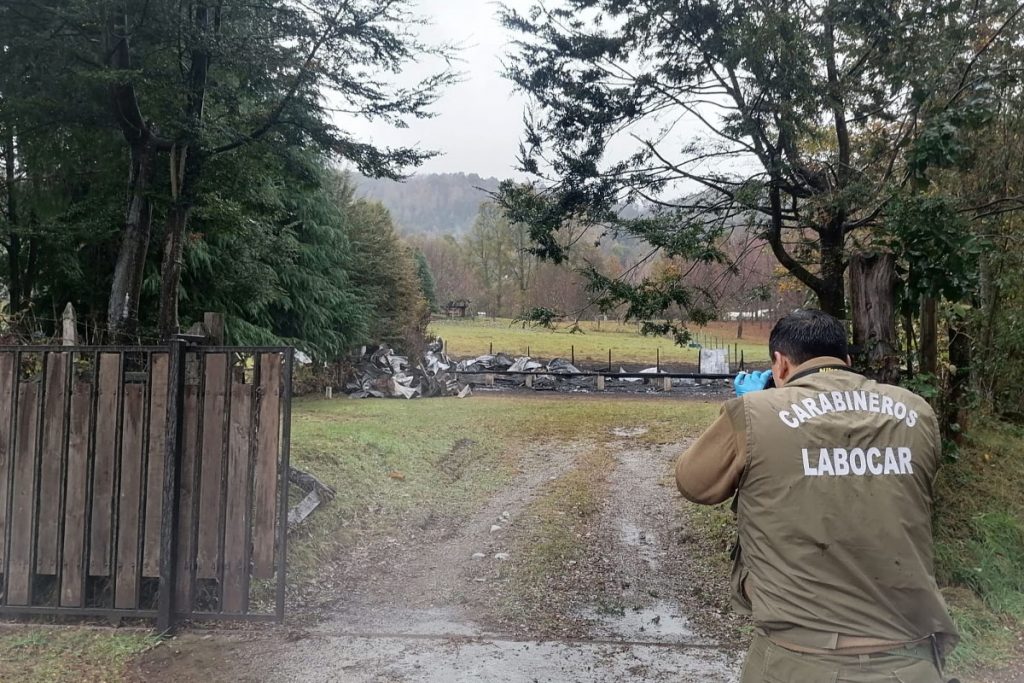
left=676, top=309, right=958, bottom=682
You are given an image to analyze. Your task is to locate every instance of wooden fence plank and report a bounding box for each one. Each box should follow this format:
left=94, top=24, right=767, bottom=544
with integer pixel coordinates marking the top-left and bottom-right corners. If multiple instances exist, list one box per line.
left=114, top=385, right=144, bottom=609
left=0, top=354, right=15, bottom=568
left=36, top=352, right=69, bottom=574
left=89, top=353, right=120, bottom=576
left=196, top=354, right=227, bottom=579
left=142, top=354, right=168, bottom=578
left=175, top=386, right=199, bottom=612
left=252, top=354, right=281, bottom=579
left=222, top=384, right=252, bottom=613
left=60, top=384, right=91, bottom=607
left=7, top=383, right=39, bottom=605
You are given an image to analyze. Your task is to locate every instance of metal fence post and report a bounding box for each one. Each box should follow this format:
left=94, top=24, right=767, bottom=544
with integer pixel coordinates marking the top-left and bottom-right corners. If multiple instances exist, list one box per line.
left=157, top=338, right=188, bottom=633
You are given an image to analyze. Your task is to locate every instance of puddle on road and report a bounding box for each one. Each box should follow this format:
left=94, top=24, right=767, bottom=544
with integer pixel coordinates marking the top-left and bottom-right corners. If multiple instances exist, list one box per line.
left=582, top=601, right=699, bottom=643
left=618, top=521, right=663, bottom=568
left=318, top=607, right=482, bottom=638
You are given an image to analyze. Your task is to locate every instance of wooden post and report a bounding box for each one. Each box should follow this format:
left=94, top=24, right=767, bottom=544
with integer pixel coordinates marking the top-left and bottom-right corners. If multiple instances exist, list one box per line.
left=740, top=349, right=745, bottom=371
left=485, top=374, right=495, bottom=387
left=525, top=374, right=533, bottom=389
left=158, top=337, right=188, bottom=633
left=203, top=312, right=225, bottom=344
left=571, top=345, right=575, bottom=366
left=596, top=375, right=605, bottom=391
left=489, top=341, right=493, bottom=355
left=656, top=348, right=660, bottom=372
left=608, top=349, right=612, bottom=372
left=61, top=302, right=77, bottom=346
left=325, top=386, right=333, bottom=399
left=662, top=376, right=672, bottom=392
left=527, top=346, right=530, bottom=358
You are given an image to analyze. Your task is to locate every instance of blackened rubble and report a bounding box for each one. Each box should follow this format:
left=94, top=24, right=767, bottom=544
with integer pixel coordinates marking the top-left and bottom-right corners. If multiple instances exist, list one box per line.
left=345, top=341, right=470, bottom=399
left=343, top=342, right=733, bottom=398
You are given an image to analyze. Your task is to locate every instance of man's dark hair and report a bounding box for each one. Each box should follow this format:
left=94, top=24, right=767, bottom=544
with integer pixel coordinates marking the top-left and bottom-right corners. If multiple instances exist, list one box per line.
left=769, top=309, right=849, bottom=365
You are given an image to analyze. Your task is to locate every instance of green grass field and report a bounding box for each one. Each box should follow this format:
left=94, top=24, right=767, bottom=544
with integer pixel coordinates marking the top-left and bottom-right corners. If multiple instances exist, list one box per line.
left=429, top=317, right=772, bottom=368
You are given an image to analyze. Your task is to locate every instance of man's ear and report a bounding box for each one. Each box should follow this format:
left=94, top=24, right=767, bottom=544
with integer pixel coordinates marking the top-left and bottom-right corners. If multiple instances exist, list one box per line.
left=845, top=354, right=852, bottom=366
left=773, top=351, right=792, bottom=385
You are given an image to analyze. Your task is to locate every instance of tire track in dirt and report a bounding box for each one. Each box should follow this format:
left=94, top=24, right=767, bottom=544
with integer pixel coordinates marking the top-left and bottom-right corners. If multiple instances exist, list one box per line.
left=580, top=438, right=745, bottom=648
left=307, top=442, right=586, bottom=633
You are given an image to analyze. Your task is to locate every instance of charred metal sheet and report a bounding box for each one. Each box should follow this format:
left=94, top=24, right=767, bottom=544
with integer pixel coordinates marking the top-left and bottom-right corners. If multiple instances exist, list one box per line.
left=345, top=341, right=468, bottom=399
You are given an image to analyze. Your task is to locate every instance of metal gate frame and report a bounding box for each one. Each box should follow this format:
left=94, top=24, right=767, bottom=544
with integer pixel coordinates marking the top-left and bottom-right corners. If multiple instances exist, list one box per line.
left=0, top=338, right=294, bottom=632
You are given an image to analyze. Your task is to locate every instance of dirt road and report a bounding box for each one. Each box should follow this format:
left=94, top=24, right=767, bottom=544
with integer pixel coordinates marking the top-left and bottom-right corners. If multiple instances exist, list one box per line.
left=132, top=436, right=745, bottom=682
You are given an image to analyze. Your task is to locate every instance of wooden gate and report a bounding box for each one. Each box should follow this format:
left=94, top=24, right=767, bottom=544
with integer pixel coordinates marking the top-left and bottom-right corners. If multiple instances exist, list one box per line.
left=0, top=342, right=293, bottom=629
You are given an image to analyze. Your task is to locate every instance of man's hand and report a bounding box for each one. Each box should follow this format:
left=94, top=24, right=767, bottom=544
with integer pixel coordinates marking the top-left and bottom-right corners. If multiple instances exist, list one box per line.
left=733, top=370, right=773, bottom=397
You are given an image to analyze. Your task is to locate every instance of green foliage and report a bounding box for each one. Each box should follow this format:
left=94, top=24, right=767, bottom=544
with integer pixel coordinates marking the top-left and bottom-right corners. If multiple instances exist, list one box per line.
left=884, top=195, right=984, bottom=301
left=413, top=249, right=439, bottom=313
left=498, top=0, right=1021, bottom=339
left=512, top=307, right=562, bottom=329
left=344, top=197, right=430, bottom=353
left=1, top=0, right=455, bottom=350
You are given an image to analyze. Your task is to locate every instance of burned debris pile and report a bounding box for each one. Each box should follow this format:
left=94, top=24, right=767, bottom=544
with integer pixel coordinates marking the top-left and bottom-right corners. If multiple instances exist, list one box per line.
left=455, top=353, right=582, bottom=375
left=345, top=341, right=470, bottom=399
left=340, top=343, right=730, bottom=397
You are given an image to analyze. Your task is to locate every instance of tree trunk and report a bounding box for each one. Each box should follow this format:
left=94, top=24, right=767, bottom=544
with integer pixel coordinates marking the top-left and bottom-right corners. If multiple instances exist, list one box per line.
left=106, top=8, right=171, bottom=341
left=902, top=308, right=915, bottom=379
left=3, top=128, right=21, bottom=313
left=849, top=253, right=899, bottom=384
left=818, top=224, right=847, bottom=319
left=919, top=296, right=938, bottom=376
left=158, top=199, right=191, bottom=340
left=158, top=2, right=213, bottom=340
left=943, top=309, right=972, bottom=443
left=107, top=137, right=157, bottom=342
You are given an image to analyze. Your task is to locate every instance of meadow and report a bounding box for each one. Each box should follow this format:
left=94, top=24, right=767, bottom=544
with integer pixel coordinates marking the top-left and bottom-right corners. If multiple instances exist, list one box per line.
left=429, top=317, right=772, bottom=368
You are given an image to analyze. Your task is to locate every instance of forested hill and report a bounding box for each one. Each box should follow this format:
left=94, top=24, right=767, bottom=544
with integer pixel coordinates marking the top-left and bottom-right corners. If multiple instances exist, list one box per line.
left=353, top=173, right=502, bottom=235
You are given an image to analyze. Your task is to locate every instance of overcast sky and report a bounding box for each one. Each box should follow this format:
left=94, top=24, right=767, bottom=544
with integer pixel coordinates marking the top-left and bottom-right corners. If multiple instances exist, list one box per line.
left=340, top=0, right=535, bottom=180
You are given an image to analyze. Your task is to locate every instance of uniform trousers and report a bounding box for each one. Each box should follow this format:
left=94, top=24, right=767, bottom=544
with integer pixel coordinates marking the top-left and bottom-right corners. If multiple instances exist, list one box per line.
left=740, top=632, right=945, bottom=683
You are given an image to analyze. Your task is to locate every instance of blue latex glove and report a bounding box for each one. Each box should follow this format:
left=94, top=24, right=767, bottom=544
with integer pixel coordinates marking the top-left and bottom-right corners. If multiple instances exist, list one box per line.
left=733, top=370, right=773, bottom=397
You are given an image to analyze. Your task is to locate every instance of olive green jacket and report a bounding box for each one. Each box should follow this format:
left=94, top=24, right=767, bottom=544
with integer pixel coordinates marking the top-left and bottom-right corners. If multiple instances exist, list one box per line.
left=677, top=357, right=958, bottom=653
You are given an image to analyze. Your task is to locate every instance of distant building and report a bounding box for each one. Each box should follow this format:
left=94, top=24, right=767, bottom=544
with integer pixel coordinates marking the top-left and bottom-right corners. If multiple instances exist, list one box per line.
left=445, top=299, right=471, bottom=318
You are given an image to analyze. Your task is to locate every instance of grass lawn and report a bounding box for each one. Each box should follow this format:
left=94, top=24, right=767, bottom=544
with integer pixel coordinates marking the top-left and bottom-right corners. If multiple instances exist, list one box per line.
left=0, top=626, right=155, bottom=682
left=933, top=420, right=1024, bottom=673
left=430, top=318, right=771, bottom=368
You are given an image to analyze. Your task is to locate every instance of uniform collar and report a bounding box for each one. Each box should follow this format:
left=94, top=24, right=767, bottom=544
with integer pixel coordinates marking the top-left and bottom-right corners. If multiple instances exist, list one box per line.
left=783, top=357, right=856, bottom=386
